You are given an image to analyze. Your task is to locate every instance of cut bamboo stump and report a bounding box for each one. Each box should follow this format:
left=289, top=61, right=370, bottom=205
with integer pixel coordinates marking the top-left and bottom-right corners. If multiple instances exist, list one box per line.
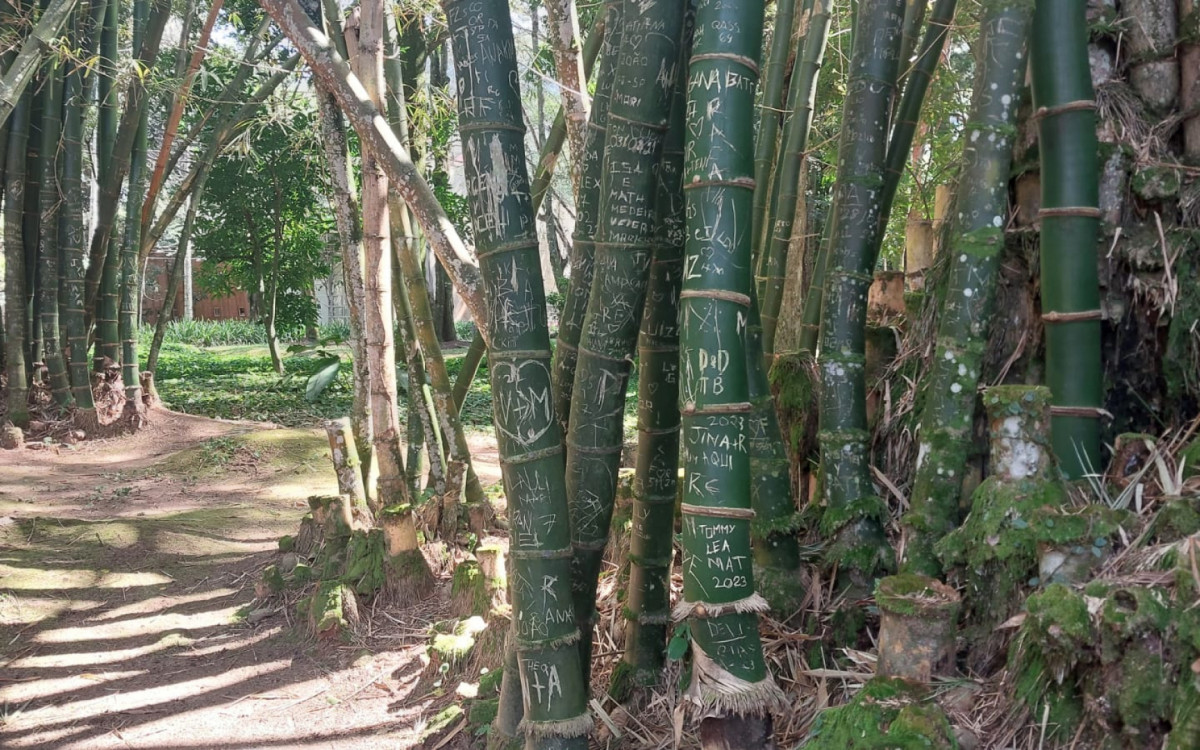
left=875, top=574, right=960, bottom=683
left=325, top=418, right=371, bottom=526
left=904, top=212, right=934, bottom=293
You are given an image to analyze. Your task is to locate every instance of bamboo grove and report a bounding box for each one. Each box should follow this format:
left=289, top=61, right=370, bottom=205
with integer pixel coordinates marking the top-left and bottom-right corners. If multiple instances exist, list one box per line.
left=4, top=0, right=1200, bottom=745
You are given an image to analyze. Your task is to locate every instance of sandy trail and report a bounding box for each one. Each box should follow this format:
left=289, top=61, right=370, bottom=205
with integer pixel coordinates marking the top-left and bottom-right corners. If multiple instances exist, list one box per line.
left=0, top=409, right=483, bottom=750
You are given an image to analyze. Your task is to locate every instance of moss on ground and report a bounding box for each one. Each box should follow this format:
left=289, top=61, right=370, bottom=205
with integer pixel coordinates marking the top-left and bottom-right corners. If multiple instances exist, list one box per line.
left=802, top=677, right=957, bottom=748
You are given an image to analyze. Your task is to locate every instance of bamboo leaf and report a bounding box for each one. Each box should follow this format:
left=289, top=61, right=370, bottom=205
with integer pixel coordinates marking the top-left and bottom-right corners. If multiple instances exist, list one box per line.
left=304, top=356, right=341, bottom=401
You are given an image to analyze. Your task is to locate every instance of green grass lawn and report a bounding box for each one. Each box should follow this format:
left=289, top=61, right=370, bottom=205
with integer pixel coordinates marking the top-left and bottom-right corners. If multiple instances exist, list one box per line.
left=142, top=336, right=638, bottom=437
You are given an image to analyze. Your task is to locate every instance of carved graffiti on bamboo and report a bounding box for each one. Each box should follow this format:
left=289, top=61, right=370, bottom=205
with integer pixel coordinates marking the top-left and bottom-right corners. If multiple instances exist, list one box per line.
left=491, top=359, right=553, bottom=446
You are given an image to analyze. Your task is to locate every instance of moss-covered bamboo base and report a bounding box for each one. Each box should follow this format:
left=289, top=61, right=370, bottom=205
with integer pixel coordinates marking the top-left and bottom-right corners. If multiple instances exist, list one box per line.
left=1007, top=570, right=1200, bottom=747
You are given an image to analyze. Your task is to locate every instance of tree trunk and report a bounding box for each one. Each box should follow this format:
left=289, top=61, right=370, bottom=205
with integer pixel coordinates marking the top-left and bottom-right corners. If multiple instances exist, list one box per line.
left=3, top=89, right=30, bottom=426
left=444, top=0, right=591, bottom=744
left=676, top=0, right=785, bottom=736
left=61, top=2, right=97, bottom=416
left=1031, top=0, right=1103, bottom=478
left=815, top=0, right=905, bottom=591
left=900, top=0, right=1032, bottom=576
left=36, top=57, right=72, bottom=408
left=564, top=0, right=686, bottom=679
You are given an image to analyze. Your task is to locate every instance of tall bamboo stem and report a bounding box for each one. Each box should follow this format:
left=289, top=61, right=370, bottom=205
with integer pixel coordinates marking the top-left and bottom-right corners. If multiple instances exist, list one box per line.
left=757, top=0, right=832, bottom=361
left=901, top=0, right=1032, bottom=575
left=676, top=0, right=785, bottom=736
left=550, top=0, right=621, bottom=435
left=1030, top=0, right=1102, bottom=478
left=444, top=0, right=592, bottom=743
left=36, top=56, right=72, bottom=407
left=816, top=0, right=905, bottom=589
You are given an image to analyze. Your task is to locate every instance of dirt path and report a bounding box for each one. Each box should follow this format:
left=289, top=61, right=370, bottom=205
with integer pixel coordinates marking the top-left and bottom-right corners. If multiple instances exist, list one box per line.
left=0, top=410, right=482, bottom=750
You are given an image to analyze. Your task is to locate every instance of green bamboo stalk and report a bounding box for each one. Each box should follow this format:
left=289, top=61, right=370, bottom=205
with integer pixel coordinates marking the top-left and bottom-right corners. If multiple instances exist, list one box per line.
left=751, top=0, right=800, bottom=263
left=675, top=0, right=785, bottom=732
left=757, top=0, right=832, bottom=361
left=870, top=0, right=956, bottom=265
left=0, top=0, right=80, bottom=130
left=3, top=89, right=31, bottom=426
left=896, top=0, right=927, bottom=90
left=36, top=56, right=72, bottom=408
left=746, top=289, right=803, bottom=611
left=797, top=217, right=833, bottom=353
left=61, top=0, right=98, bottom=414
left=451, top=21, right=605, bottom=414
left=92, top=0, right=170, bottom=372
left=901, top=0, right=1033, bottom=576
left=565, top=0, right=685, bottom=680
left=616, top=65, right=686, bottom=692
left=550, top=0, right=621, bottom=435
left=117, top=0, right=153, bottom=415
left=450, top=332, right=486, bottom=414
left=816, top=0, right=904, bottom=589
left=24, top=79, right=42, bottom=373
left=96, top=0, right=115, bottom=178
left=443, top=0, right=591, bottom=744
left=1030, top=0, right=1102, bottom=478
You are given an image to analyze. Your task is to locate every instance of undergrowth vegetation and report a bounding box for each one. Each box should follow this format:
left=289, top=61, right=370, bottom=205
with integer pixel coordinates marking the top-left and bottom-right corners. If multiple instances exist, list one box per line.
left=140, top=320, right=639, bottom=434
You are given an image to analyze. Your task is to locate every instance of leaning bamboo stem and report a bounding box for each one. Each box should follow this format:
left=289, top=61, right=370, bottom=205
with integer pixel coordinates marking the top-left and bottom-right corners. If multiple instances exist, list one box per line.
left=870, top=0, right=957, bottom=266
left=0, top=0, right=80, bottom=130
left=140, top=0, right=223, bottom=240
left=758, top=0, right=832, bottom=362
left=256, top=0, right=489, bottom=337
left=751, top=0, right=799, bottom=263
left=901, top=0, right=1032, bottom=576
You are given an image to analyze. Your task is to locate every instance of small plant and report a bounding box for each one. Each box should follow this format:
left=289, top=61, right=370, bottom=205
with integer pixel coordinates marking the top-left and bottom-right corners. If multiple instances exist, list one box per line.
left=286, top=335, right=347, bottom=402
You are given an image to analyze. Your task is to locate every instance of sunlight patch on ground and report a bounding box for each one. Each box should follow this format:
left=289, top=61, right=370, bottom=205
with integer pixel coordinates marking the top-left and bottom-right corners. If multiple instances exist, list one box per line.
left=0, top=595, right=104, bottom=627
left=33, top=600, right=239, bottom=643
left=5, top=659, right=293, bottom=748
left=6, top=632, right=196, bottom=670
left=88, top=587, right=237, bottom=622
left=0, top=669, right=147, bottom=704
left=0, top=565, right=99, bottom=591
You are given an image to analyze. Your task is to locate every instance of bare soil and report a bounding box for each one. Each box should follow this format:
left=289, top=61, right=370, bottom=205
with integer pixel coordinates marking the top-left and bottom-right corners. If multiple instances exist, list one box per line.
left=0, top=409, right=485, bottom=750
